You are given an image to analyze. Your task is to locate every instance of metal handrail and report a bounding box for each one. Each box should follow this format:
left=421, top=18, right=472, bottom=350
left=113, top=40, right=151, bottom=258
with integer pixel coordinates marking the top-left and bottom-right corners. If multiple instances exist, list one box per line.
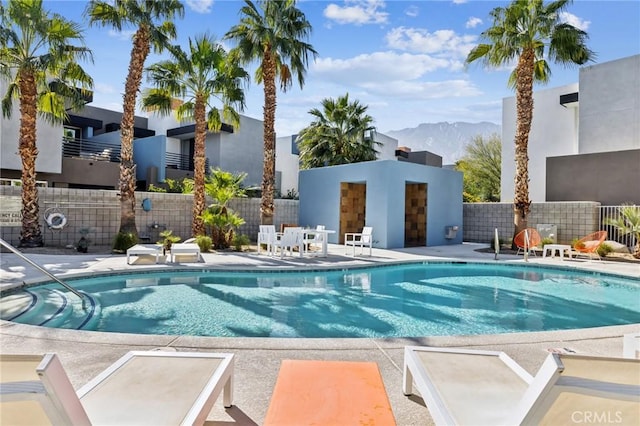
left=0, top=238, right=88, bottom=310
left=62, top=137, right=121, bottom=163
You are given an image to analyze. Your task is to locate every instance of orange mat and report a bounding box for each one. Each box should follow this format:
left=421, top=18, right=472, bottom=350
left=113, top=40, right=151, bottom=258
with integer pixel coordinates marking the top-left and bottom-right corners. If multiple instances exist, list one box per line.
left=263, top=359, right=396, bottom=426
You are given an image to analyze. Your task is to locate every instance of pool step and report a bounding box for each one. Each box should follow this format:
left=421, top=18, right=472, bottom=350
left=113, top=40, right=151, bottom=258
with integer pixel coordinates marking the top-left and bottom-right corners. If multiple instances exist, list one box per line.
left=1, top=287, right=100, bottom=330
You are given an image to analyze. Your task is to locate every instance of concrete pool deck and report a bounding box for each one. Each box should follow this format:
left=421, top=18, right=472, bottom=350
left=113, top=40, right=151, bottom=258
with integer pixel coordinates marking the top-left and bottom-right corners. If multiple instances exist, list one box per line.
left=1, top=243, right=639, bottom=425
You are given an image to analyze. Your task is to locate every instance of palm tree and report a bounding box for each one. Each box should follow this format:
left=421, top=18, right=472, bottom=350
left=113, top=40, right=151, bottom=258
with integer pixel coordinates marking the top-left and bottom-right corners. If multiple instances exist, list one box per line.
left=0, top=0, right=93, bottom=247
left=465, top=0, right=594, bottom=247
left=201, top=168, right=247, bottom=249
left=224, top=0, right=317, bottom=225
left=605, top=205, right=640, bottom=258
left=142, top=33, right=248, bottom=236
left=85, top=0, right=184, bottom=241
left=297, top=93, right=380, bottom=169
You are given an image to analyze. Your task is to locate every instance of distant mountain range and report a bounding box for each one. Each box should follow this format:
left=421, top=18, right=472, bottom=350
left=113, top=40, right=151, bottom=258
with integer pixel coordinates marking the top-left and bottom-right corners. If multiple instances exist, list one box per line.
left=385, top=121, right=501, bottom=165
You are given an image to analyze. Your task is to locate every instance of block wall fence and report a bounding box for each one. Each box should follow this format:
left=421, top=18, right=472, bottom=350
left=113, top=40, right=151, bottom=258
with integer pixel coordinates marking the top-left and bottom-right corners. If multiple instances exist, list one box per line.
left=0, top=187, right=298, bottom=248
left=1, top=187, right=600, bottom=248
left=463, top=201, right=600, bottom=244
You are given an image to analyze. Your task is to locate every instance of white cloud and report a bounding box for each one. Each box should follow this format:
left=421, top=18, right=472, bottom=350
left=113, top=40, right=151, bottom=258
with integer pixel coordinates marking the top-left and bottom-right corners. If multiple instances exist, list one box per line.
left=452, top=0, right=468, bottom=4
left=559, top=12, right=590, bottom=31
left=314, top=51, right=453, bottom=83
left=108, top=29, right=136, bottom=41
left=465, top=17, right=482, bottom=29
left=94, top=82, right=117, bottom=95
left=405, top=5, right=419, bottom=18
left=360, top=79, right=481, bottom=99
left=385, top=27, right=477, bottom=59
left=186, top=0, right=214, bottom=14
left=323, top=0, right=388, bottom=25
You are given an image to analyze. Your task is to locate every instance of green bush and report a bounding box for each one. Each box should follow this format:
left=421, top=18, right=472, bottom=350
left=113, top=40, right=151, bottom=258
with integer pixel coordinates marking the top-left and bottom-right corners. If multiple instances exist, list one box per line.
left=540, top=237, right=554, bottom=246
left=112, top=232, right=138, bottom=253
left=147, top=184, right=167, bottom=193
left=195, top=235, right=213, bottom=252
left=597, top=242, right=613, bottom=257
left=232, top=234, right=250, bottom=252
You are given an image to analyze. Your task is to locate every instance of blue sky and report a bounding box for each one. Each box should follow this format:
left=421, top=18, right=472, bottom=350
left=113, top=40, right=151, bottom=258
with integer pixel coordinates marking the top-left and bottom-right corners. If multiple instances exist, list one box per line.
left=46, top=0, right=640, bottom=136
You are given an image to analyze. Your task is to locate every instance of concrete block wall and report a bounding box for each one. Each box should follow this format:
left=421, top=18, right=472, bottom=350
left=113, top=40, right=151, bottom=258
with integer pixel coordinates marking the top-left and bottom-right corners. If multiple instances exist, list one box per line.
left=1, top=186, right=602, bottom=249
left=230, top=198, right=299, bottom=240
left=463, top=201, right=601, bottom=245
left=1, top=187, right=299, bottom=248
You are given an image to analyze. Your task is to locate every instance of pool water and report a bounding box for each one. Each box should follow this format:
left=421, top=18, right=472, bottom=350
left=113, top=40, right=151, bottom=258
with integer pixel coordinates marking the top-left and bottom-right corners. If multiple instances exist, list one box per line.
left=5, top=263, right=640, bottom=338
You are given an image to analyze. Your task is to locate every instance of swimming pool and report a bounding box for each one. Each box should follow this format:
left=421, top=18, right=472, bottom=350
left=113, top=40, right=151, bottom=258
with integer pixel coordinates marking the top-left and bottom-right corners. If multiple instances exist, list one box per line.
left=3, top=262, right=639, bottom=338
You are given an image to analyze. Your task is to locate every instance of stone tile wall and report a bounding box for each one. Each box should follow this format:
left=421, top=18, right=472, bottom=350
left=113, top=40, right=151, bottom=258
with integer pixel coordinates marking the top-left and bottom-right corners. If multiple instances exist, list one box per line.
left=1, top=186, right=299, bottom=248
left=463, top=201, right=601, bottom=245
left=0, top=186, right=602, bottom=249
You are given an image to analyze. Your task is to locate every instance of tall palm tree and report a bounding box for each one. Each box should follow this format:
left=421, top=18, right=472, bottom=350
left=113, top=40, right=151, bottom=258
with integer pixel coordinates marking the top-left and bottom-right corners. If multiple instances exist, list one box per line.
left=224, top=0, right=317, bottom=225
left=0, top=0, right=93, bottom=247
left=297, top=93, right=379, bottom=169
left=142, top=34, right=248, bottom=236
left=465, top=0, right=593, bottom=247
left=85, top=0, right=184, bottom=241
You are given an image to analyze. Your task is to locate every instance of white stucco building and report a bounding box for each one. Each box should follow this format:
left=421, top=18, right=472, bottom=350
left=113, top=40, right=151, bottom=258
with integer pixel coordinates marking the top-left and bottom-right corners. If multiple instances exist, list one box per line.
left=501, top=54, right=640, bottom=204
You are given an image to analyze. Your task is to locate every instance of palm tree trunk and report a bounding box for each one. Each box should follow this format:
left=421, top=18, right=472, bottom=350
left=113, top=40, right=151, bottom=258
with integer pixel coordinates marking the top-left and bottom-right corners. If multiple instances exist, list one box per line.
left=17, top=71, right=43, bottom=247
left=192, top=96, right=207, bottom=236
left=117, top=28, right=150, bottom=238
left=511, top=48, right=535, bottom=249
left=260, top=52, right=277, bottom=226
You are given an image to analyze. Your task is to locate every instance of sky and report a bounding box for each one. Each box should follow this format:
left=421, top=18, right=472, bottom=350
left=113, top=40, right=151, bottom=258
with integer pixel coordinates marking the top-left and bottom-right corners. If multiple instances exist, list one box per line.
left=43, top=0, right=640, bottom=136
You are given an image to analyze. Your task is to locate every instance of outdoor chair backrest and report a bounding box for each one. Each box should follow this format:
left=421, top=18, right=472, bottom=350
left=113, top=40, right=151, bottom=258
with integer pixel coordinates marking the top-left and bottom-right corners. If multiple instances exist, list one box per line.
left=573, top=230, right=607, bottom=253
left=361, top=227, right=373, bottom=243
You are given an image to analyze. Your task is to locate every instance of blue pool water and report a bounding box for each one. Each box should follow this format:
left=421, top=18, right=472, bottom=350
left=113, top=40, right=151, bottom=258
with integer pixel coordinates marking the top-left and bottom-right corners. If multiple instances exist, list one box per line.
left=5, top=263, right=639, bottom=338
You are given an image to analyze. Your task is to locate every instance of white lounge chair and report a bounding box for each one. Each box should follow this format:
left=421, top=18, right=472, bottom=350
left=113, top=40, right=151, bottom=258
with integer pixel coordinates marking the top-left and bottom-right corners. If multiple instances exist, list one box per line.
left=170, top=243, right=201, bottom=263
left=624, top=332, right=640, bottom=359
left=344, top=226, right=373, bottom=256
left=273, top=227, right=304, bottom=258
left=257, top=225, right=277, bottom=255
left=0, top=351, right=234, bottom=426
left=126, top=244, right=162, bottom=264
left=403, top=346, right=640, bottom=426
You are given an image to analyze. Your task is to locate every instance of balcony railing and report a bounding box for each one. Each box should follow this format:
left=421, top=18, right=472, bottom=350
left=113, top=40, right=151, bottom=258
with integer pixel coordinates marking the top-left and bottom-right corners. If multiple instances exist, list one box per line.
left=62, top=138, right=207, bottom=172
left=62, top=138, right=121, bottom=163
left=165, top=152, right=209, bottom=172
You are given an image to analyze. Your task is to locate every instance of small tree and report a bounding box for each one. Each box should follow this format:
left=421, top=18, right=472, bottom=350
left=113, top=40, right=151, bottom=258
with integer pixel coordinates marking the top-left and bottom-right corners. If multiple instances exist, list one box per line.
left=455, top=134, right=501, bottom=202
left=605, top=204, right=640, bottom=258
left=200, top=168, right=247, bottom=249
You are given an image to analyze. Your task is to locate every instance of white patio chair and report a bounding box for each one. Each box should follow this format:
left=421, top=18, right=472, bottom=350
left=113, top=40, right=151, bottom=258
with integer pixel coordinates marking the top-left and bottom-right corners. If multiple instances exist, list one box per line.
left=257, top=225, right=277, bottom=255
left=403, top=346, right=640, bottom=426
left=0, top=351, right=235, bottom=426
left=273, top=227, right=304, bottom=258
left=303, top=225, right=325, bottom=253
left=344, top=226, right=373, bottom=256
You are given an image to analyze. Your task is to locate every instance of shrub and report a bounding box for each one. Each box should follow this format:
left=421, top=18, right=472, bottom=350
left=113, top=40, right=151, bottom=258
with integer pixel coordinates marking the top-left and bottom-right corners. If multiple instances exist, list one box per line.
left=540, top=237, right=554, bottom=246
left=112, top=232, right=138, bottom=253
left=195, top=235, right=212, bottom=252
left=597, top=242, right=614, bottom=257
left=157, top=230, right=181, bottom=253
left=232, top=234, right=250, bottom=252
left=147, top=184, right=167, bottom=193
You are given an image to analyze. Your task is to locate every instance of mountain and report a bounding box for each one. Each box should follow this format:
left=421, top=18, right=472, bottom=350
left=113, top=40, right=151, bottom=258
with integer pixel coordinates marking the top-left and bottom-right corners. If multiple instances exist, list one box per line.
left=385, top=121, right=501, bottom=165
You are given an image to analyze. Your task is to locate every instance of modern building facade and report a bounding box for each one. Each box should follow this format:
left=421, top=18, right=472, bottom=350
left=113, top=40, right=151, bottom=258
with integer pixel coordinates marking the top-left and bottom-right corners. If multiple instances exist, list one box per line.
left=501, top=54, right=640, bottom=204
left=298, top=160, right=462, bottom=249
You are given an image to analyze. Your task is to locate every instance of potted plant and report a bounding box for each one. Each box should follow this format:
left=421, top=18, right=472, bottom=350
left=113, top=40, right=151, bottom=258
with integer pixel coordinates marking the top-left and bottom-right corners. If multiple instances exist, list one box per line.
left=157, top=230, right=181, bottom=255
left=76, top=228, right=92, bottom=253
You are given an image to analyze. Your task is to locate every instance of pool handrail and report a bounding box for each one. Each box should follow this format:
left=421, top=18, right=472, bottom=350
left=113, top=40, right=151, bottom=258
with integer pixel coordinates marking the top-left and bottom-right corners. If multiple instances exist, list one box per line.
left=0, top=237, right=88, bottom=309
